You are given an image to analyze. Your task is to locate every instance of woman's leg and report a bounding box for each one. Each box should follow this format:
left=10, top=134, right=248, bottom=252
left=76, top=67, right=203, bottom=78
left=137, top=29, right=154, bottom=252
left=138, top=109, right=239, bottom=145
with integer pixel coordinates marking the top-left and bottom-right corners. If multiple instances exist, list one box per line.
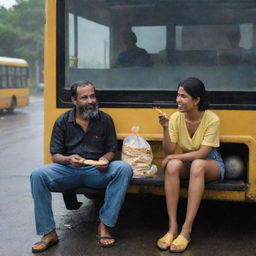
left=179, top=159, right=220, bottom=239
left=157, top=159, right=188, bottom=249
left=165, top=159, right=188, bottom=234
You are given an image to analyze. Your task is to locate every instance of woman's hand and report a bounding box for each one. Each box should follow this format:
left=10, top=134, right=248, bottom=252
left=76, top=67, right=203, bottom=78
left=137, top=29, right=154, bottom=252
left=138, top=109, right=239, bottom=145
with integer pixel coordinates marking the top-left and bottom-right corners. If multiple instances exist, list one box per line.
left=162, top=155, right=173, bottom=170
left=158, top=112, right=169, bottom=128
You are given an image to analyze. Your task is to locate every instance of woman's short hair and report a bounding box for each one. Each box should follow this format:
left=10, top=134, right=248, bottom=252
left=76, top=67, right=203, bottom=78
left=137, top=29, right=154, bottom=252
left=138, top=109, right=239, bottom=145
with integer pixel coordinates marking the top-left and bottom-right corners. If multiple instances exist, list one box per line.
left=70, top=80, right=95, bottom=98
left=178, top=77, right=209, bottom=111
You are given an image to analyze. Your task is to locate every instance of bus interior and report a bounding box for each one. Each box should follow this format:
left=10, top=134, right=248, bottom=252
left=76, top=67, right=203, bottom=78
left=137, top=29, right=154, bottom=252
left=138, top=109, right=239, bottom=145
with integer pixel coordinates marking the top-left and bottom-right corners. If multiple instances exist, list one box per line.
left=59, top=0, right=256, bottom=97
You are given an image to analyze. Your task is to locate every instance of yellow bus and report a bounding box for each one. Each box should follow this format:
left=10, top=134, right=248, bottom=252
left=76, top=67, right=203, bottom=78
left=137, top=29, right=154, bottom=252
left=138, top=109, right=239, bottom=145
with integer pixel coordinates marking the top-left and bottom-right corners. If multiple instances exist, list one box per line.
left=45, top=0, right=256, bottom=206
left=0, top=57, right=30, bottom=113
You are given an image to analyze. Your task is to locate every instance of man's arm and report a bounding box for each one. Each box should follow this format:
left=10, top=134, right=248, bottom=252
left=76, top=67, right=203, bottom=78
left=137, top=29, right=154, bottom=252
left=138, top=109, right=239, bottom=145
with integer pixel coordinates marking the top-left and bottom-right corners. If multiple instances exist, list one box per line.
left=95, top=152, right=115, bottom=171
left=51, top=153, right=85, bottom=167
left=99, top=152, right=115, bottom=163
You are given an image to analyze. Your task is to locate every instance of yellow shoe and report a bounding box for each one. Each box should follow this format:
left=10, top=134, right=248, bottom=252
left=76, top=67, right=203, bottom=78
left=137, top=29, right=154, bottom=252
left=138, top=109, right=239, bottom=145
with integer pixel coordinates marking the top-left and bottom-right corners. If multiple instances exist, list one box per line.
left=157, top=232, right=175, bottom=251
left=170, top=234, right=190, bottom=253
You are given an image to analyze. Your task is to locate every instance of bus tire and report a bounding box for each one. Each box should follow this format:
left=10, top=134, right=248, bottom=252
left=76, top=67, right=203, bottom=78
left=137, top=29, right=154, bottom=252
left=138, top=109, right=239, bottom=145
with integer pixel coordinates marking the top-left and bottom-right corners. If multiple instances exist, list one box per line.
left=7, top=98, right=16, bottom=113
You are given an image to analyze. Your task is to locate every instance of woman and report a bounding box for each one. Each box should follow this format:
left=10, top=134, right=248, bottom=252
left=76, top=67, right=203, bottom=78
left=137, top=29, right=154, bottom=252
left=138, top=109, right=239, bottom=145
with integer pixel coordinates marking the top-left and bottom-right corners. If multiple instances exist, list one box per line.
left=156, top=77, right=225, bottom=252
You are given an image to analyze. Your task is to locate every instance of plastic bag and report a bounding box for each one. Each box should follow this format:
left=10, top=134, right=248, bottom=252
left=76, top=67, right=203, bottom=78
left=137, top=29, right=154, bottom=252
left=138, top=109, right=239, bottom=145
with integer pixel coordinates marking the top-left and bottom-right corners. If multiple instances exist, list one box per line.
left=121, top=126, right=158, bottom=177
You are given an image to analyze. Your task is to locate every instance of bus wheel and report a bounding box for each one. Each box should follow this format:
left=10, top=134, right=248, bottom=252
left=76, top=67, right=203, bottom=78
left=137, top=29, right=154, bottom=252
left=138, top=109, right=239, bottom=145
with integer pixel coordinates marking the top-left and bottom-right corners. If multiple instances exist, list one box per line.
left=7, top=98, right=16, bottom=113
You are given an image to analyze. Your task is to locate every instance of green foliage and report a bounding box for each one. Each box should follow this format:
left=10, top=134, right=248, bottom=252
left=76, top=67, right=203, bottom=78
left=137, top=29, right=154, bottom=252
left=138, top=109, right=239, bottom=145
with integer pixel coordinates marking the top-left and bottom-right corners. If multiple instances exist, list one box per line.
left=0, top=0, right=44, bottom=88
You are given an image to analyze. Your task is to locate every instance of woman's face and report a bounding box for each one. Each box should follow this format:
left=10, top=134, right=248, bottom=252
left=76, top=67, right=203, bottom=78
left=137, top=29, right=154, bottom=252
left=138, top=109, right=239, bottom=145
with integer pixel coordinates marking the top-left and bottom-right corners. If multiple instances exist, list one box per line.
left=176, top=86, right=199, bottom=113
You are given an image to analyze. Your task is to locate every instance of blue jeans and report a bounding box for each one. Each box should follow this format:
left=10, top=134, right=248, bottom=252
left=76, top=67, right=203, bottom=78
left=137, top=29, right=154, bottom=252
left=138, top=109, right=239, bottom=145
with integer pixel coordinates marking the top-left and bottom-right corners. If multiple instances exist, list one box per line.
left=30, top=161, right=133, bottom=235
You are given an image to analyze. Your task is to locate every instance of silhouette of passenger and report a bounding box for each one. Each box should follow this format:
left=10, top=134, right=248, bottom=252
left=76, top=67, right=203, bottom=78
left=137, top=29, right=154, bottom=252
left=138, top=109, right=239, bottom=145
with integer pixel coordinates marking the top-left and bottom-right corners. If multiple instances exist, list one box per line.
left=227, top=30, right=241, bottom=49
left=116, top=32, right=151, bottom=67
left=219, top=29, right=251, bottom=64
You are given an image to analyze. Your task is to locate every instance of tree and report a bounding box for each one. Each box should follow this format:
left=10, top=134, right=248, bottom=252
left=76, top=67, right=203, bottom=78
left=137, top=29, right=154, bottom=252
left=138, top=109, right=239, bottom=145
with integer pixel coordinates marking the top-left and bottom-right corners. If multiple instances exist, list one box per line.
left=0, top=0, right=44, bottom=92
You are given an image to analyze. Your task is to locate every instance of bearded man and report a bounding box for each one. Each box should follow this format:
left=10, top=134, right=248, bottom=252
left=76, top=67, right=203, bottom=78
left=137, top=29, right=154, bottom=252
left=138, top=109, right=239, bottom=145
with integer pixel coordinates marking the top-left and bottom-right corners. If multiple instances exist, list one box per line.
left=30, top=81, right=133, bottom=253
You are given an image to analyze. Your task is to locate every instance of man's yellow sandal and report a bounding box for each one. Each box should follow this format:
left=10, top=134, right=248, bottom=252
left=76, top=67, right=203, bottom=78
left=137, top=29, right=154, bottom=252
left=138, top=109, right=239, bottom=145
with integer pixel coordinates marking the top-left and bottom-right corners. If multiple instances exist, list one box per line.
left=170, top=234, right=190, bottom=253
left=156, top=232, right=175, bottom=251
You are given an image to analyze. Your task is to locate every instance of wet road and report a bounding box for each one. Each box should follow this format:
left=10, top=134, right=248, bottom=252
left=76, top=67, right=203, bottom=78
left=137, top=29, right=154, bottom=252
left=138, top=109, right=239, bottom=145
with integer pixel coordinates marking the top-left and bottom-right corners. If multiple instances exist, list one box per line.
left=1, top=97, right=256, bottom=256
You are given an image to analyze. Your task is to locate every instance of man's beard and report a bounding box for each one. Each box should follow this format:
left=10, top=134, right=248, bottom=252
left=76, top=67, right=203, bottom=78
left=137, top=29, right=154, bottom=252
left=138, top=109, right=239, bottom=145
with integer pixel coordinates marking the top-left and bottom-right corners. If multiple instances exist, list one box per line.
left=78, top=102, right=98, bottom=120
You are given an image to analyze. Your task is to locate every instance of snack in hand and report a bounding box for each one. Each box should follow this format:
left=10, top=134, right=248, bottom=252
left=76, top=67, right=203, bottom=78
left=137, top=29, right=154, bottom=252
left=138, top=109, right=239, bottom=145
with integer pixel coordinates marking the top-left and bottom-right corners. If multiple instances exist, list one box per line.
left=153, top=107, right=168, bottom=117
left=80, top=159, right=108, bottom=166
left=153, top=107, right=165, bottom=115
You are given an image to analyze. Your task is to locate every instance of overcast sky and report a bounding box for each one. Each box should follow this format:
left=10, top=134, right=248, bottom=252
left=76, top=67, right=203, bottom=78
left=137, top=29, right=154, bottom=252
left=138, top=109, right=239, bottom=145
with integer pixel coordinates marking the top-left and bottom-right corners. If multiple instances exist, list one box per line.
left=0, top=0, right=16, bottom=9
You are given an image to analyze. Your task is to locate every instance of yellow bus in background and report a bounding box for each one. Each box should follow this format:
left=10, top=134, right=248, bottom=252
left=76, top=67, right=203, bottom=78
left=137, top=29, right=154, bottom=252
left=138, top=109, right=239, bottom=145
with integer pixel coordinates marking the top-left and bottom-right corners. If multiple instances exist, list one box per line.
left=44, top=0, right=256, bottom=205
left=0, top=56, right=30, bottom=113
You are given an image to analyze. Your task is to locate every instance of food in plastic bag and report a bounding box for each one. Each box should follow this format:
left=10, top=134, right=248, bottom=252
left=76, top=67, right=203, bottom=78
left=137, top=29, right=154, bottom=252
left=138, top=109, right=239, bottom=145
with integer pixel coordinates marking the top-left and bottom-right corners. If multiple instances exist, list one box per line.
left=121, top=126, right=158, bottom=177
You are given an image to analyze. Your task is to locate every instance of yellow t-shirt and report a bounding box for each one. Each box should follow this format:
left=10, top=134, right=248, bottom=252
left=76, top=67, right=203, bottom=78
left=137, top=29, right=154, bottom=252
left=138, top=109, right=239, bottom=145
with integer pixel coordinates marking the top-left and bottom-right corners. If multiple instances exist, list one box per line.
left=169, top=110, right=220, bottom=152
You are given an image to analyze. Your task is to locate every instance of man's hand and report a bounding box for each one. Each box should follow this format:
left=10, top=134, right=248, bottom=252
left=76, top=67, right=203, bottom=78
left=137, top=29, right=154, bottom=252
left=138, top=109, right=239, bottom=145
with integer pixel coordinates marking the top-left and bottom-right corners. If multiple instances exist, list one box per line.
left=95, top=157, right=109, bottom=171
left=51, top=153, right=85, bottom=167
left=69, top=154, right=85, bottom=167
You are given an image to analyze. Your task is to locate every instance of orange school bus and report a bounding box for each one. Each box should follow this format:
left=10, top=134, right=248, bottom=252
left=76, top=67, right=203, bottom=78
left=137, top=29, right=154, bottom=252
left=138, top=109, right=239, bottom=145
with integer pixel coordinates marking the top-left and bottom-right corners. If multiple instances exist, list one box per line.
left=0, top=57, right=29, bottom=113
left=44, top=0, right=256, bottom=207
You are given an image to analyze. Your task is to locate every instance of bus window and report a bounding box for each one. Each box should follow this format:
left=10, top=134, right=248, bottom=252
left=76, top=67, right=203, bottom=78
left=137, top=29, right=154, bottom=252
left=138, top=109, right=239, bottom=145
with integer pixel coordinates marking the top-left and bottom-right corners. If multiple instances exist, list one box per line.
left=7, top=66, right=16, bottom=88
left=0, top=66, right=7, bottom=88
left=69, top=15, right=110, bottom=69
left=172, top=24, right=254, bottom=67
left=16, top=67, right=22, bottom=88
left=21, top=67, right=27, bottom=88
left=56, top=0, right=256, bottom=108
left=131, top=26, right=167, bottom=66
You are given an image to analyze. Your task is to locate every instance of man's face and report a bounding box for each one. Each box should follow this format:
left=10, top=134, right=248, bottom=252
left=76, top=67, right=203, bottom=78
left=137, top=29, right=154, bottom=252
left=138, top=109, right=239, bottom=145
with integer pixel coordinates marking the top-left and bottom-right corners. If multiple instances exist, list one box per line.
left=73, top=84, right=98, bottom=120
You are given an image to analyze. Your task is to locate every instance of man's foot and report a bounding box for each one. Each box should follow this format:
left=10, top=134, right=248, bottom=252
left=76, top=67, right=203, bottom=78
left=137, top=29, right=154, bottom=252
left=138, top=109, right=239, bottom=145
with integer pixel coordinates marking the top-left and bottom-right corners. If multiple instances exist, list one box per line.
left=32, top=230, right=59, bottom=253
left=97, top=221, right=115, bottom=248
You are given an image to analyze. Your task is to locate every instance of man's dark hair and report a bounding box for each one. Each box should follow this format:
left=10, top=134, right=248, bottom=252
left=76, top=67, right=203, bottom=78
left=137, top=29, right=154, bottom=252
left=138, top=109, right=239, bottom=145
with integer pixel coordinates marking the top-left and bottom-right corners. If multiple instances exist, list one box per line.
left=70, top=80, right=95, bottom=98
left=123, top=31, right=137, bottom=44
left=178, top=77, right=209, bottom=111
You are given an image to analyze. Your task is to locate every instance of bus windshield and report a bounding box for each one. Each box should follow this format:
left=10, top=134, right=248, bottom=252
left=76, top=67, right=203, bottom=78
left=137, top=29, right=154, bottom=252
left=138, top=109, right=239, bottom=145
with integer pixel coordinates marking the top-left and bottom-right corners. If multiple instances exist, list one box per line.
left=56, top=0, right=256, bottom=108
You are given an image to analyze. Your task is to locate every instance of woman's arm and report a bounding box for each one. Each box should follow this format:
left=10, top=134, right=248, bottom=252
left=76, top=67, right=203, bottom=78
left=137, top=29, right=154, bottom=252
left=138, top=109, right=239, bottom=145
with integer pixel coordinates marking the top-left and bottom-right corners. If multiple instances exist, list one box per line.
left=158, top=112, right=176, bottom=154
left=162, top=125, right=176, bottom=154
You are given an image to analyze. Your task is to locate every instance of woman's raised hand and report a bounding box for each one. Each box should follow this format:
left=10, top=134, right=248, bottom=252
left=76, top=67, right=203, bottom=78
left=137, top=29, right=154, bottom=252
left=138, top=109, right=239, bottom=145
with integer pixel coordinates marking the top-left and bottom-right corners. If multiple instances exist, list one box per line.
left=154, top=108, right=169, bottom=128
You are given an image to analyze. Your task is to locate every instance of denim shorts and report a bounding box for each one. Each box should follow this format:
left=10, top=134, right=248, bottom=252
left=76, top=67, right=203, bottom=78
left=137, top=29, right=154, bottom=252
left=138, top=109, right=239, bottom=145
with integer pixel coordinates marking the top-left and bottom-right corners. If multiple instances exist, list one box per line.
left=184, top=148, right=225, bottom=181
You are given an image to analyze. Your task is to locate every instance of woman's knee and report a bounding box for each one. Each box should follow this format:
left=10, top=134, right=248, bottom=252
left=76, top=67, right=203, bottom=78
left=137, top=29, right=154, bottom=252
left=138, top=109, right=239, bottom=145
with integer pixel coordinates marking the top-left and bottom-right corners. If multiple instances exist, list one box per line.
left=165, top=159, right=183, bottom=176
left=190, top=159, right=206, bottom=178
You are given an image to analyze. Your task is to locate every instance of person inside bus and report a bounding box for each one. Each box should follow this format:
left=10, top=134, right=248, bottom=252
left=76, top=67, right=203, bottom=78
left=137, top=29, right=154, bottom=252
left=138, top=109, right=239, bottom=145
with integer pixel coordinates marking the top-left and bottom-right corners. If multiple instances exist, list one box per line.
left=30, top=80, right=133, bottom=253
left=156, top=77, right=225, bottom=253
left=116, top=31, right=151, bottom=67
left=219, top=28, right=251, bottom=64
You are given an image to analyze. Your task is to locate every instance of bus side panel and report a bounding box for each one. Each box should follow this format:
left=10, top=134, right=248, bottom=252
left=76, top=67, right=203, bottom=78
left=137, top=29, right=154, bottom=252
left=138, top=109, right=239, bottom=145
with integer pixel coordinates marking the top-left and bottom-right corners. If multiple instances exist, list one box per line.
left=44, top=0, right=64, bottom=163
left=0, top=88, right=29, bottom=109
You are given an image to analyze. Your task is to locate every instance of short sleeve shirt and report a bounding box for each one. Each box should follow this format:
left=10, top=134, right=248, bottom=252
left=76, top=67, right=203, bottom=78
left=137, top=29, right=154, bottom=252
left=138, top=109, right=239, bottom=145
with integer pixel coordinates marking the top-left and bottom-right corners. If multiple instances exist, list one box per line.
left=169, top=110, right=220, bottom=152
left=50, top=109, right=118, bottom=160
